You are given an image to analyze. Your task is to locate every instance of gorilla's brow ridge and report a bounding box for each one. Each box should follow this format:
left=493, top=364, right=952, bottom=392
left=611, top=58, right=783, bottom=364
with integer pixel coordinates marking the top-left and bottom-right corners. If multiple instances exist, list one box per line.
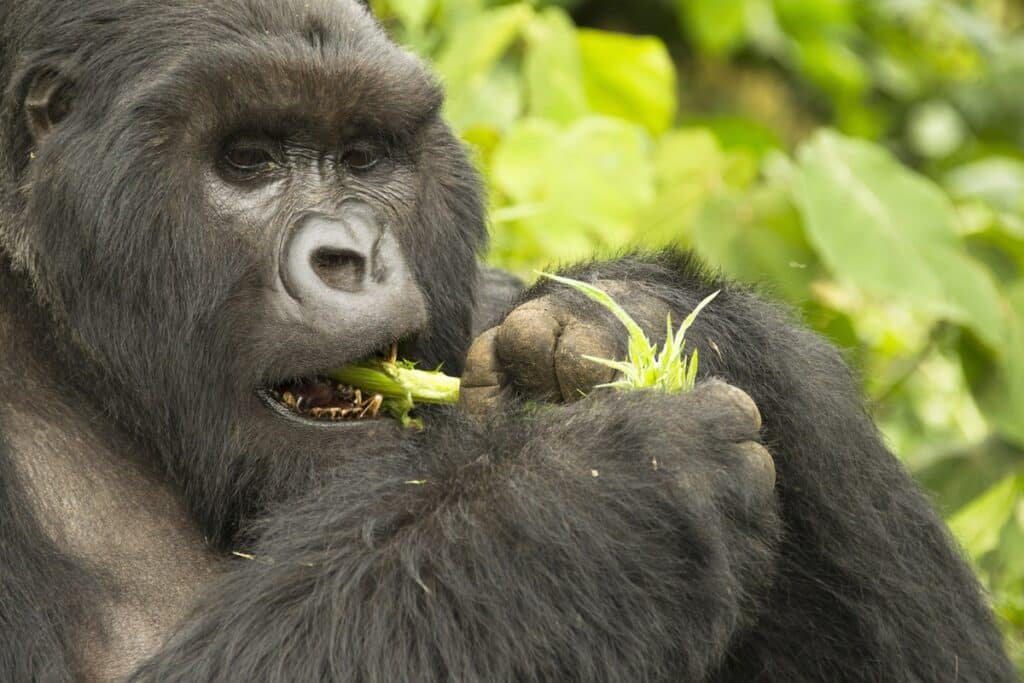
left=145, top=41, right=444, bottom=149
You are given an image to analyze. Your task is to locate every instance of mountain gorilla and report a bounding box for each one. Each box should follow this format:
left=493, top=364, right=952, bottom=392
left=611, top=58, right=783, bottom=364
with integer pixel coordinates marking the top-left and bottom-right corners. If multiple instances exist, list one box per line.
left=0, top=0, right=1015, bottom=681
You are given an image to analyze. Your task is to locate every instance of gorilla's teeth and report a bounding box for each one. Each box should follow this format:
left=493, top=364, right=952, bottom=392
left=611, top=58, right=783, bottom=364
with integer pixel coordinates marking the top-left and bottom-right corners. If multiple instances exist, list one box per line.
left=269, top=376, right=387, bottom=422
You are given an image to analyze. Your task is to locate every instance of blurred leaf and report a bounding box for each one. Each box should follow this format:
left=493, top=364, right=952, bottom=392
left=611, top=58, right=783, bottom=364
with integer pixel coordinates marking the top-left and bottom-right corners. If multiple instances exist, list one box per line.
left=523, top=8, right=590, bottom=124
left=915, top=436, right=1024, bottom=512
left=679, top=0, right=748, bottom=57
left=961, top=283, right=1024, bottom=447
left=452, top=64, right=524, bottom=131
left=946, top=158, right=1024, bottom=215
left=578, top=29, right=677, bottom=134
left=640, top=128, right=748, bottom=246
left=794, top=130, right=1004, bottom=348
left=794, top=37, right=870, bottom=98
left=991, top=510, right=1024, bottom=586
left=771, top=0, right=853, bottom=35
left=490, top=116, right=655, bottom=267
left=435, top=4, right=533, bottom=128
left=949, top=474, right=1023, bottom=561
left=490, top=118, right=561, bottom=203
left=387, top=0, right=436, bottom=31
left=684, top=115, right=783, bottom=159
left=963, top=215, right=1024, bottom=284
left=691, top=186, right=819, bottom=301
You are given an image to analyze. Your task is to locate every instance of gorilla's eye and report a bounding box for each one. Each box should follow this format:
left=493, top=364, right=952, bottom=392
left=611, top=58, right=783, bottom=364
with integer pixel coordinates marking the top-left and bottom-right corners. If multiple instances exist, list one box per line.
left=221, top=138, right=281, bottom=179
left=341, top=148, right=380, bottom=173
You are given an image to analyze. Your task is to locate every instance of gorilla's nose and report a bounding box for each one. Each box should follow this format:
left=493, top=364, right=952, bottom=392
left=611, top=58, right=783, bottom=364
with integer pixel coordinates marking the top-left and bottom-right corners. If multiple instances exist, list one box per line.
left=286, top=210, right=376, bottom=295
left=279, top=205, right=427, bottom=336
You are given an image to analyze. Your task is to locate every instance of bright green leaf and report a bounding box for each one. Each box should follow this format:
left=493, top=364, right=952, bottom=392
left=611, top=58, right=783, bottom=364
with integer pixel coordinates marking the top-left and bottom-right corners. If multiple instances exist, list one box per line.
left=946, top=158, right=1024, bottom=214
left=795, top=37, right=870, bottom=98
left=963, top=283, right=1024, bottom=447
left=387, top=0, right=436, bottom=31
left=490, top=118, right=561, bottom=203
left=794, top=130, right=1004, bottom=348
left=578, top=29, right=677, bottom=135
left=692, top=186, right=819, bottom=301
left=679, top=0, right=748, bottom=57
left=949, top=474, right=1024, bottom=561
left=490, top=116, right=655, bottom=267
left=435, top=4, right=533, bottom=128
left=523, top=8, right=589, bottom=124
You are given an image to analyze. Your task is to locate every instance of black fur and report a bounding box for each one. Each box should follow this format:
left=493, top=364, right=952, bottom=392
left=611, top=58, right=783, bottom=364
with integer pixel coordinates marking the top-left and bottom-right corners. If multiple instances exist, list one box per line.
left=0, top=0, right=1015, bottom=681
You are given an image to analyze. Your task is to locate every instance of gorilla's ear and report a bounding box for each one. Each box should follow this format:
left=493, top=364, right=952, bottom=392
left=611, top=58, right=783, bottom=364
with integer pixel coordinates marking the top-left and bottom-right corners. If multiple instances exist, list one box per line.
left=24, top=69, right=75, bottom=144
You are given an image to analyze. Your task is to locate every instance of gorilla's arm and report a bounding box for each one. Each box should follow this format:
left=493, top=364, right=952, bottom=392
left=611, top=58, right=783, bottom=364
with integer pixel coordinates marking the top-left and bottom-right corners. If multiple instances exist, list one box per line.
left=131, top=383, right=779, bottom=682
left=134, top=250, right=1014, bottom=681
left=515, top=251, right=1013, bottom=680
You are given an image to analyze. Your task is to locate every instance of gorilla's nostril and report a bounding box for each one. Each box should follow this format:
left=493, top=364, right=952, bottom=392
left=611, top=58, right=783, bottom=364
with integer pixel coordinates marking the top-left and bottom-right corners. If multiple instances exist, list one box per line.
left=311, top=247, right=367, bottom=292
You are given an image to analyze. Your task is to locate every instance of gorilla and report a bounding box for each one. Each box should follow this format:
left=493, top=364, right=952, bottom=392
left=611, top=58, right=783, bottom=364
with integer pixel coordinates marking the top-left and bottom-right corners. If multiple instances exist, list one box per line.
left=0, top=0, right=1015, bottom=681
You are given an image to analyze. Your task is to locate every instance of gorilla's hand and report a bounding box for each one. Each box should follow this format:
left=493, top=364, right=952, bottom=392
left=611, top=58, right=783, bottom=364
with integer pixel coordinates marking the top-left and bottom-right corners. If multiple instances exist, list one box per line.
left=460, top=280, right=669, bottom=415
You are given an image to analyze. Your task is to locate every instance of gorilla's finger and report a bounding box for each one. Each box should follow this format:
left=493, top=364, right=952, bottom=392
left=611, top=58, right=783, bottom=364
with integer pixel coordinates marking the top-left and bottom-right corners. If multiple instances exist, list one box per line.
left=554, top=320, right=619, bottom=402
left=460, top=328, right=505, bottom=417
left=495, top=300, right=562, bottom=400
left=735, top=440, right=776, bottom=494
left=459, top=385, right=505, bottom=419
left=691, top=380, right=762, bottom=442
left=462, top=327, right=502, bottom=389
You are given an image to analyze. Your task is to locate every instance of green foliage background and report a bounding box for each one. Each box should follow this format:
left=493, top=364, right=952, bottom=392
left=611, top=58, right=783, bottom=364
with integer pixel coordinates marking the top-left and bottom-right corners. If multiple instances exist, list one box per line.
left=371, top=0, right=1024, bottom=667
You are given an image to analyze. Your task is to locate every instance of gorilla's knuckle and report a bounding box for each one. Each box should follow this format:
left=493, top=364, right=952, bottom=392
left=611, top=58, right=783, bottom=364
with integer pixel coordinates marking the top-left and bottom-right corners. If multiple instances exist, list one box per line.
left=734, top=441, right=776, bottom=493
left=458, top=385, right=504, bottom=418
left=693, top=380, right=762, bottom=439
left=462, top=327, right=501, bottom=388
left=497, top=304, right=561, bottom=357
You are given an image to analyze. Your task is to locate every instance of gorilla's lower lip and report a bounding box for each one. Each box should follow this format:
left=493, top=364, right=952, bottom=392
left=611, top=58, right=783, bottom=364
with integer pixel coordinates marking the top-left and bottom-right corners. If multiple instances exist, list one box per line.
left=257, top=343, right=404, bottom=426
left=258, top=341, right=420, bottom=427
left=256, top=387, right=382, bottom=428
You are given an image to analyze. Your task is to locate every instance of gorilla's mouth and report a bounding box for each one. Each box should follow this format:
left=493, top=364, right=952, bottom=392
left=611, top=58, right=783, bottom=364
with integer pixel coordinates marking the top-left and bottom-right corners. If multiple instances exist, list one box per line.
left=258, top=344, right=409, bottom=425
left=264, top=377, right=385, bottom=422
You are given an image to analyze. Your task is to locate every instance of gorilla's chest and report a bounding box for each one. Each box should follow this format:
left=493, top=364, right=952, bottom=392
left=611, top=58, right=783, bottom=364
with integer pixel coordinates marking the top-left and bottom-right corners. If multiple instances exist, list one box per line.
left=1, top=401, right=225, bottom=681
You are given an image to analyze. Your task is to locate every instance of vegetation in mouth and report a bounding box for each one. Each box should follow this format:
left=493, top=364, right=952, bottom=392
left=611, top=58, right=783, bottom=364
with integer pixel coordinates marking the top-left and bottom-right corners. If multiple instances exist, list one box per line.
left=267, top=379, right=388, bottom=422
left=269, top=345, right=461, bottom=428
left=329, top=345, right=461, bottom=427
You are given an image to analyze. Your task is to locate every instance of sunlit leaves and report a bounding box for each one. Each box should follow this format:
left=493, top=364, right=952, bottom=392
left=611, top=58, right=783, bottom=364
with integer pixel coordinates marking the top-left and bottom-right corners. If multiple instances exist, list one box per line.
left=950, top=474, right=1024, bottom=561
left=578, top=29, right=677, bottom=134
left=691, top=186, right=819, bottom=303
left=794, top=130, right=1004, bottom=348
left=961, top=283, right=1024, bottom=448
left=523, top=8, right=589, bottom=123
left=434, top=4, right=533, bottom=129
left=490, top=117, right=655, bottom=269
left=678, top=0, right=748, bottom=57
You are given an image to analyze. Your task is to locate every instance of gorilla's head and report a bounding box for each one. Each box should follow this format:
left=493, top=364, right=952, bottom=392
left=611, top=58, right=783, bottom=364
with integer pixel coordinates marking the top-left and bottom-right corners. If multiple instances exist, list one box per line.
left=0, top=0, right=486, bottom=542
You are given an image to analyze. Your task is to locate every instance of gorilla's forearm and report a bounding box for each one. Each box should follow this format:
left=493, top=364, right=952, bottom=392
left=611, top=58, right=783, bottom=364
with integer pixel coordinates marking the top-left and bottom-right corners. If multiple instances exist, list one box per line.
left=131, top=392, right=779, bottom=682
left=531, top=251, right=1014, bottom=680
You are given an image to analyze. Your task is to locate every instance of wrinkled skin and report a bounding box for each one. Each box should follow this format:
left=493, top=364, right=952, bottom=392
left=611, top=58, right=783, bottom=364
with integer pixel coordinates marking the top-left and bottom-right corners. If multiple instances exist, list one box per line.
left=0, top=1, right=1015, bottom=682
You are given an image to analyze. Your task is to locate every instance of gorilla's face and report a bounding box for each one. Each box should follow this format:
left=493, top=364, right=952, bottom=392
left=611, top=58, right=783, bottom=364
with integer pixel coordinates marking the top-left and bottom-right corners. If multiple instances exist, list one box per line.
left=7, top=0, right=485, bottom=540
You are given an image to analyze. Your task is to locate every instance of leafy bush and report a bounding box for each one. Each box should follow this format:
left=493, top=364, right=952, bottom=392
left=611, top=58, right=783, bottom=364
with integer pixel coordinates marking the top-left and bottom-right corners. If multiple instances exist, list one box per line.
left=371, top=0, right=1024, bottom=668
